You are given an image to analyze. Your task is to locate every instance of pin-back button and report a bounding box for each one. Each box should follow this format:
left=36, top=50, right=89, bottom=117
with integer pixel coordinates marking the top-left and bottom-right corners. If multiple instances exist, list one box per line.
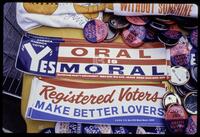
left=162, top=91, right=182, bottom=110
left=144, top=28, right=157, bottom=42
left=183, top=92, right=197, bottom=115
left=104, top=23, right=119, bottom=42
left=169, top=66, right=190, bottom=86
left=185, top=115, right=197, bottom=135
left=170, top=36, right=190, bottom=67
left=109, top=15, right=130, bottom=29
left=183, top=82, right=198, bottom=92
left=189, top=29, right=198, bottom=49
left=174, top=17, right=198, bottom=30
left=154, top=16, right=176, bottom=25
left=180, top=72, right=198, bottom=93
left=125, top=16, right=150, bottom=26
left=149, top=21, right=169, bottom=31
left=83, top=19, right=108, bottom=43
left=158, top=30, right=182, bottom=47
left=164, top=103, right=188, bottom=134
left=174, top=85, right=193, bottom=97
left=190, top=65, right=197, bottom=83
left=122, top=24, right=146, bottom=48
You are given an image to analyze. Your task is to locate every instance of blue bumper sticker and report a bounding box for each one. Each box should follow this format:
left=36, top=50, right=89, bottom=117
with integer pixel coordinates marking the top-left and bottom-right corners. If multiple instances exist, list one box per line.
left=16, top=35, right=59, bottom=77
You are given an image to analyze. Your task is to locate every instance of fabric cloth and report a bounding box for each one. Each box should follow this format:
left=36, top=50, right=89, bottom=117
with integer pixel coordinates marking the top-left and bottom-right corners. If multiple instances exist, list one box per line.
left=16, top=3, right=104, bottom=31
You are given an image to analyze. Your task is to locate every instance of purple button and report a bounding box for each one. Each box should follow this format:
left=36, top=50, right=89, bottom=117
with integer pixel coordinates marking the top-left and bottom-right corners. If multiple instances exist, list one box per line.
left=189, top=29, right=198, bottom=48
left=126, top=16, right=150, bottom=25
left=183, top=92, right=197, bottom=115
left=122, top=24, right=146, bottom=48
left=83, top=19, right=108, bottom=43
left=158, top=30, right=182, bottom=47
left=170, top=37, right=190, bottom=67
left=165, top=104, right=188, bottom=134
left=185, top=115, right=197, bottom=135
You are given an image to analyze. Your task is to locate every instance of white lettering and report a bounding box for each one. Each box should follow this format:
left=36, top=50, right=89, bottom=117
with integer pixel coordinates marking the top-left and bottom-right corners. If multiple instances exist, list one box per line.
left=48, top=61, right=56, bottom=74
left=40, top=60, right=48, bottom=73
left=24, top=43, right=52, bottom=71
left=190, top=54, right=196, bottom=65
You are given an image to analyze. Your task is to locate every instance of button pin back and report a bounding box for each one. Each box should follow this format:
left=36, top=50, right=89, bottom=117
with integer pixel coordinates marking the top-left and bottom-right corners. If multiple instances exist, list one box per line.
left=83, top=19, right=108, bottom=43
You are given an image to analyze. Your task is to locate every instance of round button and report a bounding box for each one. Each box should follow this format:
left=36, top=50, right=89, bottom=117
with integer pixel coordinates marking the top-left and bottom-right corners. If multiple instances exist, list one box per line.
left=104, top=23, right=119, bottom=42
left=190, top=65, right=197, bottom=83
left=170, top=36, right=190, bottom=67
left=154, top=16, right=176, bottom=25
left=183, top=82, right=198, bottom=92
left=149, top=21, right=169, bottom=31
left=189, top=29, right=198, bottom=48
left=174, top=85, right=192, bottom=97
left=83, top=19, right=108, bottom=43
left=162, top=91, right=182, bottom=110
left=174, top=17, right=198, bottom=30
left=126, top=16, right=150, bottom=25
left=183, top=92, right=197, bottom=115
left=122, top=24, right=146, bottom=48
left=158, top=30, right=182, bottom=47
left=185, top=115, right=197, bottom=135
left=109, top=16, right=130, bottom=29
left=169, top=66, right=190, bottom=86
left=165, top=104, right=188, bottom=134
left=144, top=28, right=157, bottom=42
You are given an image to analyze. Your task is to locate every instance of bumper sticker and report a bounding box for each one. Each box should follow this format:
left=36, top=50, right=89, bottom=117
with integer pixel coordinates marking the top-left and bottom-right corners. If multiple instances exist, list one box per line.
left=16, top=34, right=170, bottom=81
left=26, top=77, right=166, bottom=126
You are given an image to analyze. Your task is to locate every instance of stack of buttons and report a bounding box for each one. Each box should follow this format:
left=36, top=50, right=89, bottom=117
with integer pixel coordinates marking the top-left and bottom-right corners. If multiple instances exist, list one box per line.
left=170, top=36, right=190, bottom=68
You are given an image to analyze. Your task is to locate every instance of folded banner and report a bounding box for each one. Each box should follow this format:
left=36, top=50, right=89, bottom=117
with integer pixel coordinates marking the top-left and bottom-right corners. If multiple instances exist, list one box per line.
left=16, top=3, right=103, bottom=31
left=105, top=3, right=198, bottom=18
left=16, top=34, right=170, bottom=81
left=26, top=77, right=166, bottom=126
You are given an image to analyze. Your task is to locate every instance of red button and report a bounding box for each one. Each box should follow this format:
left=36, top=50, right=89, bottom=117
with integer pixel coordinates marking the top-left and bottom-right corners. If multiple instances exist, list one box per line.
left=165, top=104, right=188, bottom=134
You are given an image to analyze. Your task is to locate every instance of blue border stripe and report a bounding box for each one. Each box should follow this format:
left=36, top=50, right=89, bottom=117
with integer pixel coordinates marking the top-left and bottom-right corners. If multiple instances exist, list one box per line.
left=28, top=108, right=165, bottom=127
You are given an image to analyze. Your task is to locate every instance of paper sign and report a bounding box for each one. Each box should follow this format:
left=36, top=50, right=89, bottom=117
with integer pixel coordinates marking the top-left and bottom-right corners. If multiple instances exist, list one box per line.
left=26, top=77, right=166, bottom=126
left=16, top=34, right=170, bottom=81
left=112, top=3, right=198, bottom=18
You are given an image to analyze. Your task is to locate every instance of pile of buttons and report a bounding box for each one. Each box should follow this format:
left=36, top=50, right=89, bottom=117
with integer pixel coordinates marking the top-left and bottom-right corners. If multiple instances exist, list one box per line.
left=82, top=13, right=198, bottom=135
left=82, top=14, right=197, bottom=47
